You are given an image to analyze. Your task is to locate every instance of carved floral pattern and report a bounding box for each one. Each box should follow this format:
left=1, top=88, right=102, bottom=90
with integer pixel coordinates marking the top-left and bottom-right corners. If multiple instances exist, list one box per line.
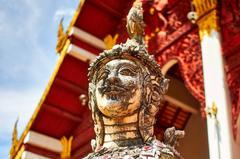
left=225, top=52, right=240, bottom=139
left=221, top=0, right=240, bottom=139
left=155, top=30, right=205, bottom=112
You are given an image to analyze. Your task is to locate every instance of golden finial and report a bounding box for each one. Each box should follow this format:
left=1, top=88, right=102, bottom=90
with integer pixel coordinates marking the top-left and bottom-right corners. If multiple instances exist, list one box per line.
left=56, top=17, right=68, bottom=54
left=9, top=118, right=19, bottom=159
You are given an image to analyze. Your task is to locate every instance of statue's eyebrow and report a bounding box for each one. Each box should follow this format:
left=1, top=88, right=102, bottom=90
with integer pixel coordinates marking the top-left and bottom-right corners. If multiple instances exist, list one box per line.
left=100, top=67, right=110, bottom=72
left=96, top=66, right=110, bottom=78
left=116, top=63, right=139, bottom=72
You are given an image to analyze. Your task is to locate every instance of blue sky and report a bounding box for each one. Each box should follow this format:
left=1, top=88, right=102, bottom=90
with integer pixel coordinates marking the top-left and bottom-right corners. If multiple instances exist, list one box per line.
left=0, top=0, right=79, bottom=158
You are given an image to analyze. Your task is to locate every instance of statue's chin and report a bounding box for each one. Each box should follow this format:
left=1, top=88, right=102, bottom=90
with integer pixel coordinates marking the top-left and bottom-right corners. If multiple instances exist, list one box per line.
left=96, top=88, right=142, bottom=118
left=97, top=97, right=131, bottom=117
left=96, top=93, right=141, bottom=118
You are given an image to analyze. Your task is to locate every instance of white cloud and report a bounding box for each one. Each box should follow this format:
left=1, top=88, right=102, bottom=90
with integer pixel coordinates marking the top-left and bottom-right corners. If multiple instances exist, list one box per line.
left=0, top=0, right=59, bottom=88
left=0, top=88, right=43, bottom=133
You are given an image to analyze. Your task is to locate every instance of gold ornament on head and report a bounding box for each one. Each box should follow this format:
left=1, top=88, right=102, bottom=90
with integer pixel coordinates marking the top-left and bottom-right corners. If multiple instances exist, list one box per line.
left=126, top=0, right=145, bottom=44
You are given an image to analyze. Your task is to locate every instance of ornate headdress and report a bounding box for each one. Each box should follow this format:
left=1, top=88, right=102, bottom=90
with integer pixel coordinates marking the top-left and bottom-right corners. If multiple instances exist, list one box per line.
left=88, top=0, right=169, bottom=150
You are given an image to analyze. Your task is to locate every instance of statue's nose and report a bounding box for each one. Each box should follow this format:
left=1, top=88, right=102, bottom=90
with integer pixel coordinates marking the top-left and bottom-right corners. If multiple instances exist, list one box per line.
left=106, top=76, right=121, bottom=85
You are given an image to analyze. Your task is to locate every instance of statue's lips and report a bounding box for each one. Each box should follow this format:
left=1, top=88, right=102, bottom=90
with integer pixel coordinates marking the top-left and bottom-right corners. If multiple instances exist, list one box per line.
left=99, top=85, right=126, bottom=94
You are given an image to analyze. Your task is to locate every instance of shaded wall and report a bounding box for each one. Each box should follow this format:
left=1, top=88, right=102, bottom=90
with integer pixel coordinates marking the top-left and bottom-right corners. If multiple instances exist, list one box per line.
left=178, top=111, right=209, bottom=159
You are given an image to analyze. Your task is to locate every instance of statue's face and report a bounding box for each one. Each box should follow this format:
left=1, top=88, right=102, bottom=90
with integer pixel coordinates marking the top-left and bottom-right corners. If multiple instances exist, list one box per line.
left=95, top=59, right=142, bottom=117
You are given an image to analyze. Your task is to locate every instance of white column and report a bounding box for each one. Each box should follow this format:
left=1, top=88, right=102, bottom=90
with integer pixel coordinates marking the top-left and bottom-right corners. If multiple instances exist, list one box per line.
left=193, top=0, right=240, bottom=158
left=201, top=29, right=232, bottom=159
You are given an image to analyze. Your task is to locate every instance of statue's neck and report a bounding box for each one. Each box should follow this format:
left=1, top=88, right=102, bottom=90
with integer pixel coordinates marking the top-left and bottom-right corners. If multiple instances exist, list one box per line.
left=102, top=113, right=143, bottom=148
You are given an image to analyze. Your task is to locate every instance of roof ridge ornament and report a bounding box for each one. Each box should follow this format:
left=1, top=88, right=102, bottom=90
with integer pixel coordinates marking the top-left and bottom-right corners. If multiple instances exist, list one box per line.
left=56, top=17, right=68, bottom=54
left=10, top=118, right=19, bottom=159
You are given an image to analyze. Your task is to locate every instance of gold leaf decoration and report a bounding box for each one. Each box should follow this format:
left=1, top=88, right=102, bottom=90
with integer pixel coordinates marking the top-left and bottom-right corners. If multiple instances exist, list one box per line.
left=103, top=34, right=119, bottom=50
left=61, top=136, right=73, bottom=159
left=56, top=18, right=68, bottom=54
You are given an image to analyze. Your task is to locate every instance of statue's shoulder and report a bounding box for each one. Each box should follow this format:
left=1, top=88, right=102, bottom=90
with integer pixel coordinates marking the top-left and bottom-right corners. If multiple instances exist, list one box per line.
left=139, top=139, right=184, bottom=159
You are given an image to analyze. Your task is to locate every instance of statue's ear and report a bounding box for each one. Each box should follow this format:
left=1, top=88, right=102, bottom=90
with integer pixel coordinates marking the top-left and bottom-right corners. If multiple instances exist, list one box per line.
left=88, top=83, right=96, bottom=110
left=142, top=75, right=164, bottom=108
left=142, top=74, right=151, bottom=105
left=139, top=74, right=161, bottom=142
left=89, top=83, right=95, bottom=92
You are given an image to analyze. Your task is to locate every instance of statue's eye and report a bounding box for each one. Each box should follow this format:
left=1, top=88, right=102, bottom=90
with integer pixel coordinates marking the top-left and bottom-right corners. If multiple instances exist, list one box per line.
left=119, top=68, right=135, bottom=76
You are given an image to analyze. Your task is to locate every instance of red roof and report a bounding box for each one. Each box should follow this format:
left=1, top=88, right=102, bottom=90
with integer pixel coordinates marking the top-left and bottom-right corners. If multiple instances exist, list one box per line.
left=16, top=0, right=240, bottom=158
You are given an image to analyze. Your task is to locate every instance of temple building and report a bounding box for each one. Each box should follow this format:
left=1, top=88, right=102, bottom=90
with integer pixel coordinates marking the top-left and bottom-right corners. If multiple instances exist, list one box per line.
left=10, top=0, right=240, bottom=159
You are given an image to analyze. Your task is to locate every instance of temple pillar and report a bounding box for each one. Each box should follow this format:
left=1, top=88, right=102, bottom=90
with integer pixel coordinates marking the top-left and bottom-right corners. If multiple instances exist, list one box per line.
left=193, top=0, right=240, bottom=158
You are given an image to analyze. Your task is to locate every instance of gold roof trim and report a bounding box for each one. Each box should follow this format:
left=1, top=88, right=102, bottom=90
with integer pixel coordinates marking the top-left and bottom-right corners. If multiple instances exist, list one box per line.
left=12, top=146, right=24, bottom=159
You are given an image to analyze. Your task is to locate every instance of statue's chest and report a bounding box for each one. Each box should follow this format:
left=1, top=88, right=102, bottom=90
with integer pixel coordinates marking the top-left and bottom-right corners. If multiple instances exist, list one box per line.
left=84, top=144, right=175, bottom=159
